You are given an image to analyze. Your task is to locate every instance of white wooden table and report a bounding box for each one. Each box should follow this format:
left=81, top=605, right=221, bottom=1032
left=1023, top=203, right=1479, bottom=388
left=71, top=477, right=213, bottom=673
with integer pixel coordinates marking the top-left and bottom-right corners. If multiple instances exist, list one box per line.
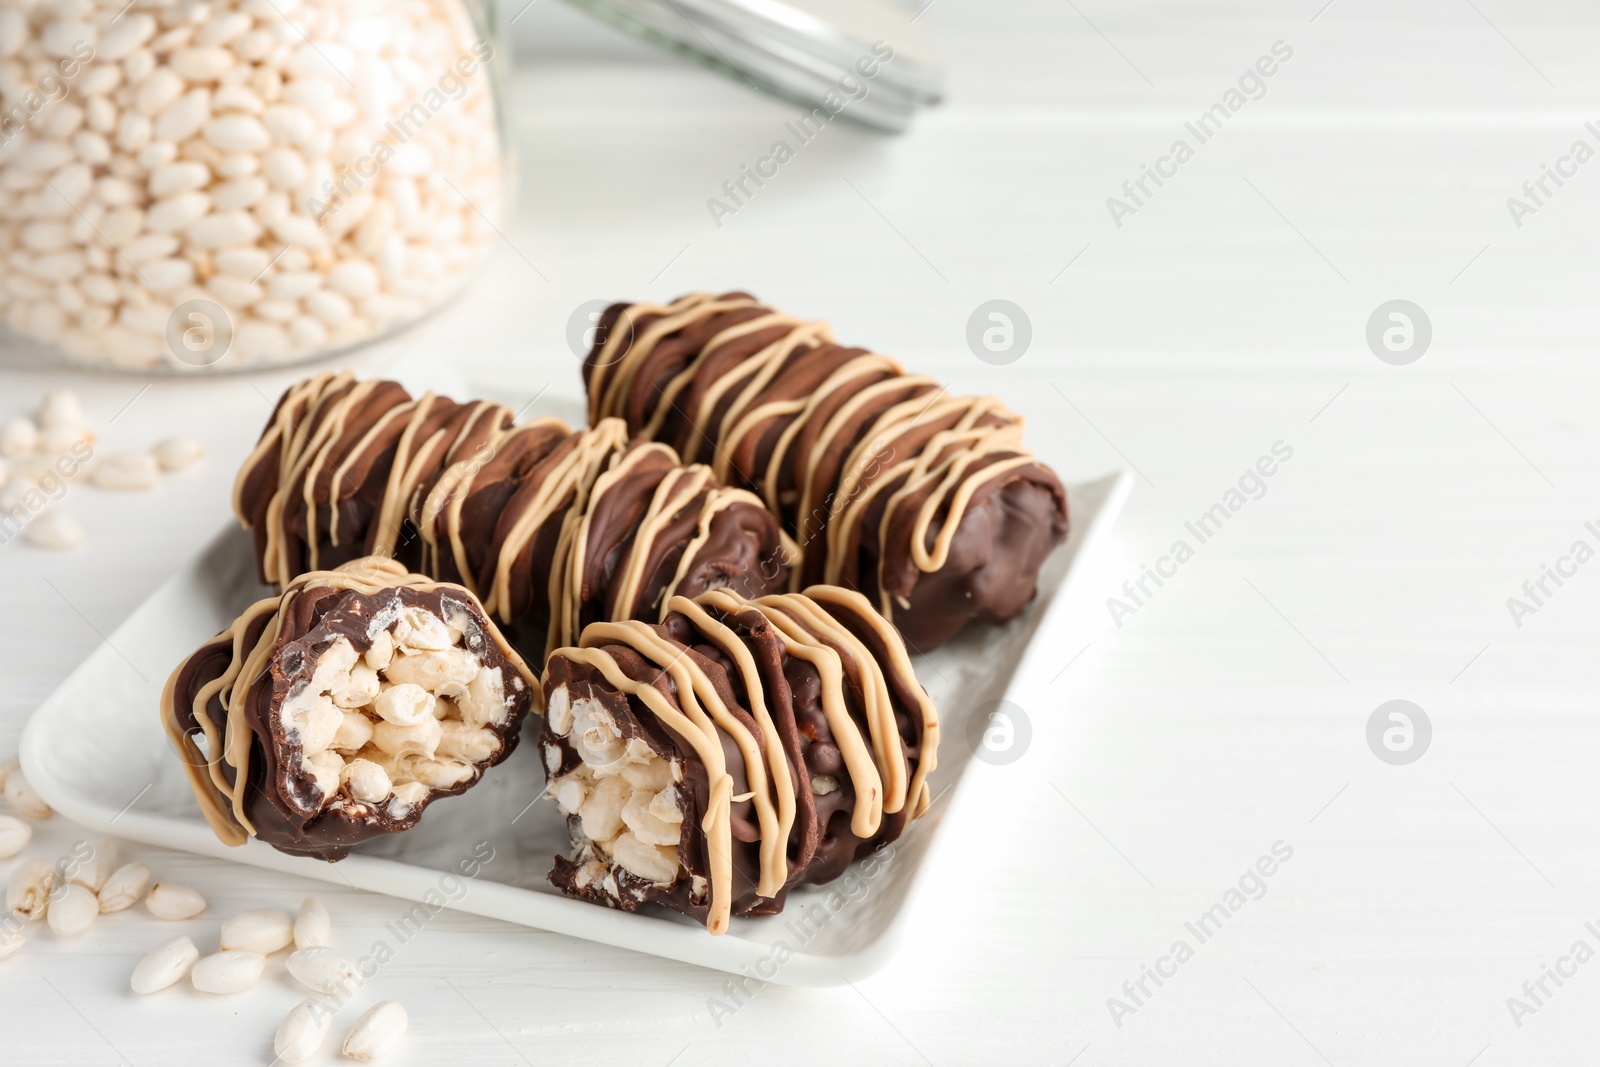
left=4, top=1, right=1598, bottom=1062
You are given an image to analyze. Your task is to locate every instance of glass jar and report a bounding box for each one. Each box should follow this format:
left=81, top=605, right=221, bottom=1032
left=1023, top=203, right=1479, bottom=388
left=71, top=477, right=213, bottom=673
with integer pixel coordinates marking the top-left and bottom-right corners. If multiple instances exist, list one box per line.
left=0, top=0, right=508, bottom=372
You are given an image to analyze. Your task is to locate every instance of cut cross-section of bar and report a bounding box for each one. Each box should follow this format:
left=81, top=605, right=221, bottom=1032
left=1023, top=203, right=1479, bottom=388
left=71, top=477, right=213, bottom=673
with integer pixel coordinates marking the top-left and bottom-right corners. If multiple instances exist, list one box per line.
left=162, top=557, right=538, bottom=859
left=540, top=584, right=939, bottom=934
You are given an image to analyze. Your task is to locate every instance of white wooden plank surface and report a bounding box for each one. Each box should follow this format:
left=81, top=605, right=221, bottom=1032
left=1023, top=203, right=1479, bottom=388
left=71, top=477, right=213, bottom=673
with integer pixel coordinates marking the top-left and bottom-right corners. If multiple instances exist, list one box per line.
left=3, top=0, right=1599, bottom=1063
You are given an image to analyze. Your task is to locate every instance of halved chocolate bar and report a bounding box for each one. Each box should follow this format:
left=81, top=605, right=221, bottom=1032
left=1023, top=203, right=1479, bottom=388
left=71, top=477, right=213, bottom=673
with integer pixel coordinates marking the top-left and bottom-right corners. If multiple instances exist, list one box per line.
left=162, top=558, right=537, bottom=859
left=540, top=584, right=939, bottom=933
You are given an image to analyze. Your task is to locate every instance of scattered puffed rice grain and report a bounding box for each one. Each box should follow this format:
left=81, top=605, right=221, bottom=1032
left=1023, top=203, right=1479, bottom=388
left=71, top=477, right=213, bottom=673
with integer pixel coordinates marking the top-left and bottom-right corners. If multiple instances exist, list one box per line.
left=220, top=908, right=294, bottom=954
left=145, top=881, right=205, bottom=920
left=152, top=436, right=202, bottom=472
left=0, top=758, right=13, bottom=790
left=0, top=928, right=22, bottom=961
left=294, top=896, right=331, bottom=950
left=97, top=863, right=152, bottom=913
left=7, top=859, right=55, bottom=921
left=25, top=512, right=85, bottom=552
left=0, top=417, right=36, bottom=457
left=191, top=949, right=266, bottom=994
left=130, top=935, right=199, bottom=994
left=286, top=946, right=358, bottom=995
left=66, top=837, right=117, bottom=893
left=342, top=1000, right=407, bottom=1062
left=0, top=815, right=29, bottom=858
left=39, top=424, right=91, bottom=456
left=276, top=998, right=335, bottom=1064
left=5, top=769, right=51, bottom=818
left=92, top=452, right=160, bottom=491
left=47, top=884, right=97, bottom=938
left=38, top=389, right=84, bottom=429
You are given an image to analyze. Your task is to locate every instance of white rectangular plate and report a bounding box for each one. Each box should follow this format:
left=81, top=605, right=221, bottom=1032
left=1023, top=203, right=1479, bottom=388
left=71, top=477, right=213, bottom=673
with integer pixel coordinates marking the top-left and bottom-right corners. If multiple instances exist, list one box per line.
left=22, top=456, right=1129, bottom=986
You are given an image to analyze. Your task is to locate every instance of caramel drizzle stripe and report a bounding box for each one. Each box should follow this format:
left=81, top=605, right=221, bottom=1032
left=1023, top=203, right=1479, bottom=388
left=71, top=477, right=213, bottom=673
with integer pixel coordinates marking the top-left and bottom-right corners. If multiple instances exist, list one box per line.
left=696, top=319, right=833, bottom=468
left=715, top=395, right=805, bottom=492
left=865, top=434, right=1039, bottom=615
left=419, top=419, right=530, bottom=592
left=254, top=375, right=335, bottom=580
left=590, top=294, right=741, bottom=425
left=465, top=420, right=580, bottom=599
left=835, top=425, right=988, bottom=598
left=291, top=383, right=380, bottom=573
left=649, top=313, right=815, bottom=463
left=666, top=595, right=795, bottom=898
left=822, top=385, right=961, bottom=524
left=368, top=392, right=447, bottom=560
left=230, top=371, right=343, bottom=529
left=823, top=402, right=1023, bottom=586
left=823, top=397, right=1028, bottom=600
left=402, top=400, right=512, bottom=526
left=548, top=439, right=678, bottom=651
left=801, top=585, right=939, bottom=817
left=910, top=449, right=1038, bottom=574
left=324, top=397, right=419, bottom=554
left=380, top=422, right=453, bottom=561
left=793, top=376, right=945, bottom=551
left=388, top=401, right=518, bottom=564
left=819, top=391, right=950, bottom=574
left=754, top=593, right=908, bottom=815
left=225, top=588, right=294, bottom=834
left=711, top=348, right=902, bottom=497
left=441, top=402, right=507, bottom=467
left=637, top=311, right=800, bottom=450
left=610, top=466, right=712, bottom=620
left=753, top=355, right=906, bottom=511
left=719, top=594, right=884, bottom=839
left=158, top=632, right=252, bottom=846
left=485, top=419, right=629, bottom=623
left=423, top=402, right=516, bottom=533
left=588, top=293, right=719, bottom=425
left=253, top=375, right=345, bottom=586
left=559, top=636, right=737, bottom=935
left=818, top=445, right=912, bottom=595
left=592, top=297, right=759, bottom=429
left=267, top=380, right=380, bottom=583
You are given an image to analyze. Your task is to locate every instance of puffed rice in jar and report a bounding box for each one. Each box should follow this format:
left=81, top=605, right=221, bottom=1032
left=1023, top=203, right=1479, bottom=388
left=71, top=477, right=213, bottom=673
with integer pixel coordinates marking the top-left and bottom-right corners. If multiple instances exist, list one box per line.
left=0, top=0, right=506, bottom=372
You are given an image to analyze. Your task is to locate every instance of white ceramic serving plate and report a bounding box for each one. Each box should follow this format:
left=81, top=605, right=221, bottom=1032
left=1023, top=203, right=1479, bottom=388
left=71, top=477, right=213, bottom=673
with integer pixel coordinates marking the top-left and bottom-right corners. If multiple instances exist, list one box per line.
left=21, top=435, right=1128, bottom=985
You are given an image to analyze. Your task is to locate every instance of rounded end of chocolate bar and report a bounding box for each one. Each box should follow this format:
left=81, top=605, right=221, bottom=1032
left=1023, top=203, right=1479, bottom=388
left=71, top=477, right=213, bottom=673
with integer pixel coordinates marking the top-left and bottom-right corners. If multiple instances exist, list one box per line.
left=887, top=471, right=1069, bottom=650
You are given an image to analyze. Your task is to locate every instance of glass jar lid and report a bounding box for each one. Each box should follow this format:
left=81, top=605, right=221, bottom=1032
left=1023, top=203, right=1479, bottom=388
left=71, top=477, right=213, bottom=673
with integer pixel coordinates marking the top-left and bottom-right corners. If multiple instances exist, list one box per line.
left=562, top=0, right=944, bottom=132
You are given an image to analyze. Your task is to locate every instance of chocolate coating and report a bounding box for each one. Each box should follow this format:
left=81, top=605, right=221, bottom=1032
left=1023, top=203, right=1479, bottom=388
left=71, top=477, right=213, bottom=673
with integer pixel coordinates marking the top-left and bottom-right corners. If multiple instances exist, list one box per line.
left=583, top=293, right=1071, bottom=649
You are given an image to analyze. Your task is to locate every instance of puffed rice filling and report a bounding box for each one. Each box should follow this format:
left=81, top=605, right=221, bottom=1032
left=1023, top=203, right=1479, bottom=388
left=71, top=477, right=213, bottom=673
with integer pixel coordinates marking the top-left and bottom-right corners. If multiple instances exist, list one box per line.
left=543, top=684, right=684, bottom=887
left=278, top=604, right=508, bottom=819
